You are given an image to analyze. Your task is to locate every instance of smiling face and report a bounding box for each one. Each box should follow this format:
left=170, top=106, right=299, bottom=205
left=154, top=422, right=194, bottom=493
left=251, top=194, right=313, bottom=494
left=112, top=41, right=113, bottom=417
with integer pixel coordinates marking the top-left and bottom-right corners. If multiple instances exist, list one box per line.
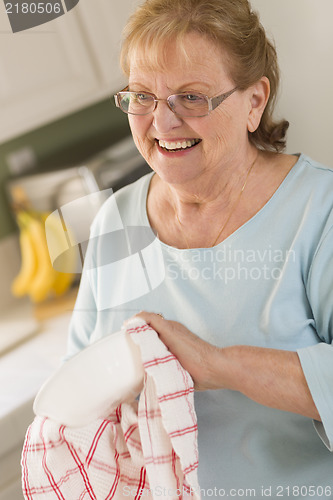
left=127, top=32, right=259, bottom=187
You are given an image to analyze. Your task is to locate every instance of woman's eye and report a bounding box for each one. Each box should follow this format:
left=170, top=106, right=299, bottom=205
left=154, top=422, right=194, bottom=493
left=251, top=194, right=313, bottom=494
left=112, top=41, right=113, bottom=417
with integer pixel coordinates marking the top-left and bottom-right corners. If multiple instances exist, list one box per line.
left=136, top=93, right=150, bottom=100
left=185, top=94, right=199, bottom=101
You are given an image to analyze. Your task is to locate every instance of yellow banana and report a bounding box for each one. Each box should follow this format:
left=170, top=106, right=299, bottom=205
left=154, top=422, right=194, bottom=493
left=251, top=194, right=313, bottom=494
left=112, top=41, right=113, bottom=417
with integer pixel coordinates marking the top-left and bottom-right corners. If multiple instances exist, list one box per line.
left=44, top=211, right=76, bottom=297
left=11, top=214, right=38, bottom=297
left=51, top=269, right=75, bottom=296
left=26, top=213, right=59, bottom=303
left=12, top=210, right=76, bottom=303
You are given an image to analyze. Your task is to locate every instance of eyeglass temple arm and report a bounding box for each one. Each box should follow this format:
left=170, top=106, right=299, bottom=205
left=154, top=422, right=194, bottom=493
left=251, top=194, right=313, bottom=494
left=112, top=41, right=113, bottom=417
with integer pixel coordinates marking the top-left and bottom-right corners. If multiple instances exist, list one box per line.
left=114, top=95, right=121, bottom=108
left=211, top=87, right=238, bottom=110
left=114, top=86, right=129, bottom=107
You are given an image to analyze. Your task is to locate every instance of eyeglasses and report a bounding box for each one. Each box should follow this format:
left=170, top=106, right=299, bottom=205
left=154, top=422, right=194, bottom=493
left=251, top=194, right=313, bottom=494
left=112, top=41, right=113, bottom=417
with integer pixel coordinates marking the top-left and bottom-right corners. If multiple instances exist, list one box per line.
left=114, top=86, right=238, bottom=117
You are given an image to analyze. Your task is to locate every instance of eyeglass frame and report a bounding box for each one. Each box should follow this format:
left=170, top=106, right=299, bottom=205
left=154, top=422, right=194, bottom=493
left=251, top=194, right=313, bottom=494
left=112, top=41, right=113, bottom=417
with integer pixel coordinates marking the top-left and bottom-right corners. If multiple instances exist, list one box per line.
left=113, top=86, right=238, bottom=117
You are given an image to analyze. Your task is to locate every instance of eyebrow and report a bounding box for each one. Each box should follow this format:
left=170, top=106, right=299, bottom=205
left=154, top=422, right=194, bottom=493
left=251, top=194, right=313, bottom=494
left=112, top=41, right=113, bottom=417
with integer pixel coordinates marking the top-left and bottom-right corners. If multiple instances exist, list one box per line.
left=175, top=82, right=211, bottom=92
left=128, top=81, right=212, bottom=93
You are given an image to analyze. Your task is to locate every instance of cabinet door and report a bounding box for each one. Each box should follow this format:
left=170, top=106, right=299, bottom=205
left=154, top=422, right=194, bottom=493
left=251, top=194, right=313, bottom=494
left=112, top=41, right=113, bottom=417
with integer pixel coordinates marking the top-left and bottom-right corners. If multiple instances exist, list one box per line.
left=76, top=0, right=141, bottom=95
left=0, top=3, right=100, bottom=143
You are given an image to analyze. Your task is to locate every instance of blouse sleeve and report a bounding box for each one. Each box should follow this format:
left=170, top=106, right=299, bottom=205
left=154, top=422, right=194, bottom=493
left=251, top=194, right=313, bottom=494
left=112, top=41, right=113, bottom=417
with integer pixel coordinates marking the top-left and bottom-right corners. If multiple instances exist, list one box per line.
left=298, top=224, right=333, bottom=450
left=63, top=191, right=126, bottom=362
left=63, top=223, right=99, bottom=362
left=64, top=265, right=97, bottom=362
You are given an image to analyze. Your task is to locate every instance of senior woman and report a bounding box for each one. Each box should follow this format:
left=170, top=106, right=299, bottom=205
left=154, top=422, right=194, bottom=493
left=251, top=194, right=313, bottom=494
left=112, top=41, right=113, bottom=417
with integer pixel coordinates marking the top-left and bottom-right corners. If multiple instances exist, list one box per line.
left=67, top=0, right=333, bottom=496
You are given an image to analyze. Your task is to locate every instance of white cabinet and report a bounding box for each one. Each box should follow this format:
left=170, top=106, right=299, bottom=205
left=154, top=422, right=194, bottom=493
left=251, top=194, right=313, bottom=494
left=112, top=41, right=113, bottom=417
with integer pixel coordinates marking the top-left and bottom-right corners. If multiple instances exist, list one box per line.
left=0, top=0, right=135, bottom=144
left=75, top=0, right=140, bottom=94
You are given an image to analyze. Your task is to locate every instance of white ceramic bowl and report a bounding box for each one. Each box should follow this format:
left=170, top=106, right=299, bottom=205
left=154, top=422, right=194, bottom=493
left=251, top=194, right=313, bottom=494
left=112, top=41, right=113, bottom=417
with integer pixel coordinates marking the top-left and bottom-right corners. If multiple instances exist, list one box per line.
left=33, top=329, right=144, bottom=427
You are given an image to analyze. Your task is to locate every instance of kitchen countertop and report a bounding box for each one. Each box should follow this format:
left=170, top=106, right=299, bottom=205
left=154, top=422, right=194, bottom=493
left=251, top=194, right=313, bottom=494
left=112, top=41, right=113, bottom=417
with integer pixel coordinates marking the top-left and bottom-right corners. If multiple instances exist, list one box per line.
left=0, top=301, right=40, bottom=357
left=0, top=311, right=72, bottom=459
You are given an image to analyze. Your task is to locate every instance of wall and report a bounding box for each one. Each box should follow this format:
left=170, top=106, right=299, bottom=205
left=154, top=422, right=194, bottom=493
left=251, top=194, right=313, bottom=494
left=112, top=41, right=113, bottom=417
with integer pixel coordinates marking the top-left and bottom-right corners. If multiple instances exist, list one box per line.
left=250, top=0, right=333, bottom=166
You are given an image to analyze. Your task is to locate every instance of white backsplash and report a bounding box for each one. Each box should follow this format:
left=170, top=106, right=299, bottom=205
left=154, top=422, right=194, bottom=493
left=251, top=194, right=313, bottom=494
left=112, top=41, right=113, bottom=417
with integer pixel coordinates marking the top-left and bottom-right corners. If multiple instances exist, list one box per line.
left=0, top=233, right=21, bottom=313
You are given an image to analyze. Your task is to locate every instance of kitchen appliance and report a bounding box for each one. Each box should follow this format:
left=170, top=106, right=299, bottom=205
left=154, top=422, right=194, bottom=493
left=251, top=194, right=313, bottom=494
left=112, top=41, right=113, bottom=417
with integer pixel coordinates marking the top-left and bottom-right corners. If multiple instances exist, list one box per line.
left=7, top=135, right=152, bottom=279
left=7, top=135, right=151, bottom=215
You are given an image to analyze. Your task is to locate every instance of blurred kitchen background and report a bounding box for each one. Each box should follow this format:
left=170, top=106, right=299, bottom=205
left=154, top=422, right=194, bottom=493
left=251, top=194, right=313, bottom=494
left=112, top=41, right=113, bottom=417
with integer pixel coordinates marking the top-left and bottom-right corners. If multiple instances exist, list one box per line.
left=0, top=0, right=332, bottom=498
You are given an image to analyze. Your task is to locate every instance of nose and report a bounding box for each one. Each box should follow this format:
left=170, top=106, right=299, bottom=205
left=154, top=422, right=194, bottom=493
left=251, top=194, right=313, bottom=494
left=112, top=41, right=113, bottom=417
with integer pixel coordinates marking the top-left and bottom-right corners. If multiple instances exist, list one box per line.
left=152, top=100, right=183, bottom=134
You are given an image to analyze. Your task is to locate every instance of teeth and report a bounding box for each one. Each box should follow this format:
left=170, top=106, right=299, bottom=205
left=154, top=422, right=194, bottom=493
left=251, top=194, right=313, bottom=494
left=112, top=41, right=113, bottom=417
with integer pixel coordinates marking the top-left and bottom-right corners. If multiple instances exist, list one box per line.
left=158, top=139, right=200, bottom=150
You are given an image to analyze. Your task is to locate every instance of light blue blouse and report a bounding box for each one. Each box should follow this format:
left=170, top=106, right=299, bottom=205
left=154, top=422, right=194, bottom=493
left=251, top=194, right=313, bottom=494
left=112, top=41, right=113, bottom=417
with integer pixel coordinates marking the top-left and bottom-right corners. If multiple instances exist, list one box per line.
left=66, top=153, right=333, bottom=498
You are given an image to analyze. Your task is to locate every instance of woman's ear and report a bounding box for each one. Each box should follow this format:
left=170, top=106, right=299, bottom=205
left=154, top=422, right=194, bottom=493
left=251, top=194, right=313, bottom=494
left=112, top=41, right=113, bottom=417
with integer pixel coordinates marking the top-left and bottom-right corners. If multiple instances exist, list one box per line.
left=247, top=76, right=270, bottom=133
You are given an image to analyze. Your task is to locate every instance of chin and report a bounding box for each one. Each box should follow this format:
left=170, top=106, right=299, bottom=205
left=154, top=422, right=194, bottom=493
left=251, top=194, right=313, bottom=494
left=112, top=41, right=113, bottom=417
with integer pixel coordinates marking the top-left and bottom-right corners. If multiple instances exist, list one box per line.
left=154, top=163, right=202, bottom=188
left=136, top=140, right=203, bottom=185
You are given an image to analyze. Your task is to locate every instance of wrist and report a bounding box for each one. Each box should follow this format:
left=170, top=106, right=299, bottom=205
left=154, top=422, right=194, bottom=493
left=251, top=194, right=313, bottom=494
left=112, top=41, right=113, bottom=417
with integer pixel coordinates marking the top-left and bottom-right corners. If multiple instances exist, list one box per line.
left=202, top=345, right=229, bottom=390
left=204, top=345, right=241, bottom=391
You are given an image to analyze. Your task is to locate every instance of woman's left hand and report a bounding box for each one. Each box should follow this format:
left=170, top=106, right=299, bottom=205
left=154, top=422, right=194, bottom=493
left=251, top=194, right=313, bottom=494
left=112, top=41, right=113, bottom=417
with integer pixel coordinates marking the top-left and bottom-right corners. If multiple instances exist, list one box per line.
left=130, top=311, right=218, bottom=391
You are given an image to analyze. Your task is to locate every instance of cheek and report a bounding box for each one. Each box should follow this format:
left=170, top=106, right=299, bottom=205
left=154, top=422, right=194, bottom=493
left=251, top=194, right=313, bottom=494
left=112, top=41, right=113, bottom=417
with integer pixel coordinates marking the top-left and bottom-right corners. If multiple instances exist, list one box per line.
left=129, top=116, right=155, bottom=159
left=211, top=104, right=248, bottom=144
left=128, top=115, right=147, bottom=138
left=198, top=111, right=231, bottom=148
left=198, top=108, right=245, bottom=163
left=129, top=117, right=149, bottom=144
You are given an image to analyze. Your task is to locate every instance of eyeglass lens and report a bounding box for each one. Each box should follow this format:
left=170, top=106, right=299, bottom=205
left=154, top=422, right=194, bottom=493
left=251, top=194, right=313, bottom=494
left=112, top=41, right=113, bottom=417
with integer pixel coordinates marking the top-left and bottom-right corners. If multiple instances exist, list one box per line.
left=119, top=92, right=209, bottom=117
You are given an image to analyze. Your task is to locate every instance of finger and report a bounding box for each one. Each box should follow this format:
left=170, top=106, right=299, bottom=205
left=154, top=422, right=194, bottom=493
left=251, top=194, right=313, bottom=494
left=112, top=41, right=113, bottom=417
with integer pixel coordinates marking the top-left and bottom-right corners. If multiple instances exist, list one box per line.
left=135, top=311, right=166, bottom=329
left=123, top=311, right=164, bottom=328
left=134, top=312, right=176, bottom=352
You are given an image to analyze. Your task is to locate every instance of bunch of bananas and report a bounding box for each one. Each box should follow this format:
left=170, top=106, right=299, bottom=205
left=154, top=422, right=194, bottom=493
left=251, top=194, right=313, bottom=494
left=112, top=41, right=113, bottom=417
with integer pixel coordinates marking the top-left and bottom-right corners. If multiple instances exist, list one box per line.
left=12, top=210, right=75, bottom=303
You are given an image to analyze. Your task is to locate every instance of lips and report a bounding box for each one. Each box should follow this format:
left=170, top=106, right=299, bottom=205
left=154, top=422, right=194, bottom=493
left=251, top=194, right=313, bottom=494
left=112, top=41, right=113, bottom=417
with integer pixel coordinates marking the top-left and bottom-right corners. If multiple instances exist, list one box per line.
left=157, top=138, right=201, bottom=152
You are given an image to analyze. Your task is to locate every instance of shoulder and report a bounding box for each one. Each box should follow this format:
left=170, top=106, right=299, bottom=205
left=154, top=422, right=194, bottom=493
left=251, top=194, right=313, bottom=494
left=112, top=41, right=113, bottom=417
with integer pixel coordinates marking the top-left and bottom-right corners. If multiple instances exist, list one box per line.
left=293, top=154, right=333, bottom=238
left=283, top=154, right=333, bottom=206
left=295, top=154, right=333, bottom=210
left=90, top=172, right=154, bottom=236
left=113, top=171, right=154, bottom=210
left=296, top=153, right=333, bottom=181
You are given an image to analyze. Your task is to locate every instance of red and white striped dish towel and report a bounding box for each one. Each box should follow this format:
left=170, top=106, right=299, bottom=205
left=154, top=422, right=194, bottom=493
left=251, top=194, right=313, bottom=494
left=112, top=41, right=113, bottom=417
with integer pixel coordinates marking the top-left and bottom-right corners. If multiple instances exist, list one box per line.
left=21, top=318, right=200, bottom=499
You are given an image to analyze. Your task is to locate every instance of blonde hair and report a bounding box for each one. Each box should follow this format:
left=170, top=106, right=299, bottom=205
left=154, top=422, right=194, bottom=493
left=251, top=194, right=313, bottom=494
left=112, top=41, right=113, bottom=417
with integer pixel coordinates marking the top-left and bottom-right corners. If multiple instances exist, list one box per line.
left=120, top=0, right=289, bottom=152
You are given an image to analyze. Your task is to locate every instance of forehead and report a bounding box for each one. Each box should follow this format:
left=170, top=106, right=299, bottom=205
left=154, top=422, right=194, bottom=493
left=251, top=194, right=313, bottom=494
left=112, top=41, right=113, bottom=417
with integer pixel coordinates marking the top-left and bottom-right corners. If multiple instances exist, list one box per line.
left=128, top=32, right=232, bottom=85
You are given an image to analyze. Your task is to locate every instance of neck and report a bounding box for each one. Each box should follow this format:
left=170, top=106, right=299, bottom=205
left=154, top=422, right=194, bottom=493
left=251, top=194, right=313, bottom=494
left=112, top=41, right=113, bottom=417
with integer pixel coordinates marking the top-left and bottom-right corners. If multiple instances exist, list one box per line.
left=166, top=147, right=259, bottom=220
left=155, top=147, right=259, bottom=249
